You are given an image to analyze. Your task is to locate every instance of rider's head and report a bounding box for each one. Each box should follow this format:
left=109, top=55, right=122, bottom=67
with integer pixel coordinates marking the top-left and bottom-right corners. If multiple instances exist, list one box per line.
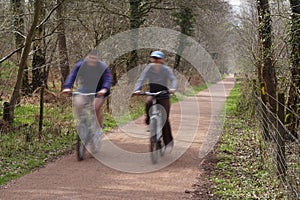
left=150, top=51, right=164, bottom=64
left=85, top=50, right=99, bottom=66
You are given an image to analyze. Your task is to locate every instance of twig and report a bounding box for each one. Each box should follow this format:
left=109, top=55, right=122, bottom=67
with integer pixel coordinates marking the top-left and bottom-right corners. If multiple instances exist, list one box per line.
left=36, top=3, right=61, bottom=29
left=0, top=25, right=59, bottom=64
left=0, top=47, right=23, bottom=64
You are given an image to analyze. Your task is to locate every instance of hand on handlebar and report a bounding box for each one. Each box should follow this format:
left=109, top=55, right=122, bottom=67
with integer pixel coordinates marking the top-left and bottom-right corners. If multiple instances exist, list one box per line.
left=132, top=90, right=142, bottom=96
left=169, top=89, right=176, bottom=94
left=62, top=88, right=72, bottom=96
left=97, top=88, right=107, bottom=97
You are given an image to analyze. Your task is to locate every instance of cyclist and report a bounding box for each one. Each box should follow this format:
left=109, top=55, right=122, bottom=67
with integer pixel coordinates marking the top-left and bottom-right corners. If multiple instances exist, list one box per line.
left=62, top=50, right=112, bottom=150
left=133, top=51, right=177, bottom=152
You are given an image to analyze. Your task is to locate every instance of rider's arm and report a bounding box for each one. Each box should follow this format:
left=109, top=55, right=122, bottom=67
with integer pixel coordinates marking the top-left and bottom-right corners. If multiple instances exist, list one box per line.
left=134, top=65, right=151, bottom=91
left=167, top=67, right=177, bottom=91
left=101, top=66, right=112, bottom=92
left=63, top=60, right=83, bottom=90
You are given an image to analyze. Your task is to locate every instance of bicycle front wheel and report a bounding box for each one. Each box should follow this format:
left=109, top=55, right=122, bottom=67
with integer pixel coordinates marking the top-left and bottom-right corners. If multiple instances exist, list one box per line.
left=76, top=119, right=88, bottom=161
left=150, top=119, right=158, bottom=164
left=76, top=134, right=86, bottom=161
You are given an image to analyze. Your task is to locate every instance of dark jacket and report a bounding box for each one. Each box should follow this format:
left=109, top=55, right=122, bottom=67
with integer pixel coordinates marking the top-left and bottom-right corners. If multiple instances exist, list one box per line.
left=63, top=59, right=112, bottom=96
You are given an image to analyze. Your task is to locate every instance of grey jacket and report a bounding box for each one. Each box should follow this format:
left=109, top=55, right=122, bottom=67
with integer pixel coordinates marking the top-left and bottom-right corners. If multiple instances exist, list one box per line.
left=134, top=63, right=177, bottom=99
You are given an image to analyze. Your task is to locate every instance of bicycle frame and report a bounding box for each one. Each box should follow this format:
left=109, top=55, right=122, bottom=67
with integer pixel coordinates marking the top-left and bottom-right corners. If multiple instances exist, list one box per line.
left=72, top=92, right=98, bottom=160
left=134, top=90, right=168, bottom=164
left=73, top=92, right=97, bottom=137
left=149, top=98, right=162, bottom=142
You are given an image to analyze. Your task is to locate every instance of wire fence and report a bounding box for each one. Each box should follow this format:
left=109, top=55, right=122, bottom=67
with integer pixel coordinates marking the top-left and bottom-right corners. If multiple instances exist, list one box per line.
left=253, top=84, right=300, bottom=199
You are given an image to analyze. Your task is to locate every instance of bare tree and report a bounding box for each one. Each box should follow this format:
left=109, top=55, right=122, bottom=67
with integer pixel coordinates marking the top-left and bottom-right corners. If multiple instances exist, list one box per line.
left=56, top=0, right=69, bottom=89
left=257, top=0, right=277, bottom=114
left=31, top=1, right=46, bottom=91
left=11, top=0, right=30, bottom=93
left=287, top=0, right=300, bottom=137
left=126, top=0, right=164, bottom=75
left=11, top=0, right=24, bottom=63
left=194, top=0, right=231, bottom=75
left=8, top=0, right=42, bottom=125
left=173, top=5, right=194, bottom=72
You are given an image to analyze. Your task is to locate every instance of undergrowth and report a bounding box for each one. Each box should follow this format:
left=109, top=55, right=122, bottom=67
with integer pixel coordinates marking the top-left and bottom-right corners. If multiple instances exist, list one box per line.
left=212, top=82, right=284, bottom=199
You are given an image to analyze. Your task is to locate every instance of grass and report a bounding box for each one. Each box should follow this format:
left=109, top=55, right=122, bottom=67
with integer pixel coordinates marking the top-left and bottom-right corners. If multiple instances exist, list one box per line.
left=0, top=130, right=76, bottom=185
left=0, top=103, right=76, bottom=185
left=212, top=82, right=284, bottom=199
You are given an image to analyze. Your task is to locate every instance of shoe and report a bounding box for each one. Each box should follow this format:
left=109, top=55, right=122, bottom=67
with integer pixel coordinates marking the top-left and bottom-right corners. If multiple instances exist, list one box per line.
left=145, top=117, right=150, bottom=125
left=158, top=140, right=166, bottom=156
left=165, top=141, right=174, bottom=154
left=157, top=140, right=162, bottom=149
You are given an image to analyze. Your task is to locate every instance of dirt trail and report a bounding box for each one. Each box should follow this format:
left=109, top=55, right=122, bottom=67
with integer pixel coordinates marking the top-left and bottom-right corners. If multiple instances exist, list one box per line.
left=0, top=78, right=235, bottom=200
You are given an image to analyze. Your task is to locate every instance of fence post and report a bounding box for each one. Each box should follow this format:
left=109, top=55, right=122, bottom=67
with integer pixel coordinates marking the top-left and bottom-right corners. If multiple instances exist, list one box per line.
left=251, top=79, right=257, bottom=116
left=38, top=85, right=45, bottom=139
left=261, top=83, right=270, bottom=140
left=106, top=95, right=110, bottom=114
left=3, top=102, right=10, bottom=122
left=277, top=93, right=286, bottom=177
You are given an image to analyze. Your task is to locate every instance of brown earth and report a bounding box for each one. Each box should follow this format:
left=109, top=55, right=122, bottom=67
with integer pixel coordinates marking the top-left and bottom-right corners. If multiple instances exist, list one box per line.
left=0, top=77, right=235, bottom=200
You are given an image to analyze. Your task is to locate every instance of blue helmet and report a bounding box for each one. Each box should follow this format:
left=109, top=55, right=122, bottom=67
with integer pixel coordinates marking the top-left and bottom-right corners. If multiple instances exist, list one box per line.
left=150, top=51, right=164, bottom=59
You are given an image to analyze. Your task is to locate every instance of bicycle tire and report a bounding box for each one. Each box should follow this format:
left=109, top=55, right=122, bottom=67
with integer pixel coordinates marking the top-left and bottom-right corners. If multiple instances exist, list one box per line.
left=158, top=139, right=165, bottom=156
left=150, top=119, right=158, bottom=164
left=150, top=136, right=158, bottom=164
left=76, top=118, right=88, bottom=161
left=76, top=134, right=86, bottom=161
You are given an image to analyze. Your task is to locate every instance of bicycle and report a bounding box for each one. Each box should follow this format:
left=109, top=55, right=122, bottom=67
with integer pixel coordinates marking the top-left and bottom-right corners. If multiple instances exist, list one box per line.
left=133, top=90, right=168, bottom=164
left=72, top=92, right=101, bottom=161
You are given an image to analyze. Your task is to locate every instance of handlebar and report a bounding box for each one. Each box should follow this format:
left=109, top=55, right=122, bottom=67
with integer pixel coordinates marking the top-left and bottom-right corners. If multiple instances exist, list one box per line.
left=72, top=92, right=97, bottom=96
left=133, top=90, right=169, bottom=97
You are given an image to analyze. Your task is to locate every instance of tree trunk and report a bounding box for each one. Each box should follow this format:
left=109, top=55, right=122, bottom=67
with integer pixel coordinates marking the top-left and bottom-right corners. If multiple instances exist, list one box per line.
left=56, top=0, right=69, bottom=89
left=31, top=43, right=46, bottom=91
left=256, top=2, right=263, bottom=83
left=11, top=0, right=24, bottom=60
left=31, top=1, right=46, bottom=92
left=173, top=6, right=194, bottom=72
left=11, top=0, right=29, bottom=94
left=257, top=0, right=277, bottom=114
left=126, top=0, right=143, bottom=76
left=8, top=0, right=42, bottom=125
left=110, top=62, right=118, bottom=86
left=174, top=54, right=182, bottom=71
left=287, top=0, right=300, bottom=137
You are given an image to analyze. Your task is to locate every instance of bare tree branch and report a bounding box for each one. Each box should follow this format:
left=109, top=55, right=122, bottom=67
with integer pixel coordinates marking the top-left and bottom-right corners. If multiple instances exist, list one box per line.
left=101, top=4, right=130, bottom=19
left=36, top=3, right=61, bottom=28
left=0, top=26, right=59, bottom=64
left=0, top=47, right=23, bottom=64
left=12, top=30, right=26, bottom=39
